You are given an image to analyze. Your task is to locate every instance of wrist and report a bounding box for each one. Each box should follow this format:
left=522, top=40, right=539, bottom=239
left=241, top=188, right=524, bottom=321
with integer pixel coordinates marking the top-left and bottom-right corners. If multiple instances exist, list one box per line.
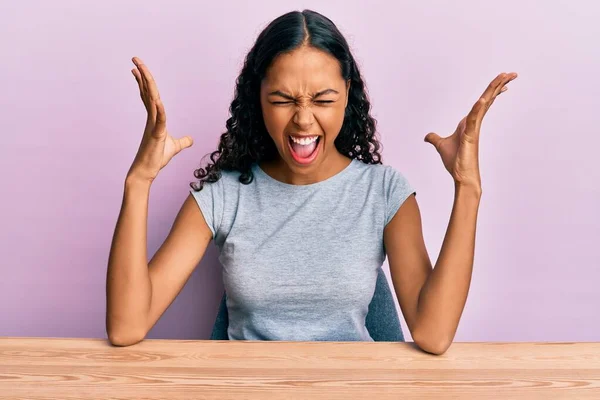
left=454, top=183, right=482, bottom=202
left=125, top=172, right=153, bottom=191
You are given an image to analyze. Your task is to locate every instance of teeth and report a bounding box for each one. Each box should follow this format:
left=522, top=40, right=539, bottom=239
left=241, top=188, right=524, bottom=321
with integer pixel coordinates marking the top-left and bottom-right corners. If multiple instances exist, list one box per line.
left=290, top=136, right=318, bottom=145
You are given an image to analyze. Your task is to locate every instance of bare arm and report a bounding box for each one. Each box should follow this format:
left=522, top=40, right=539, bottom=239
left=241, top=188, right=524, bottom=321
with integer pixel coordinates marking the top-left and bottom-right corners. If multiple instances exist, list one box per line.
left=106, top=57, right=207, bottom=346
left=383, top=194, right=434, bottom=349
left=391, top=72, right=515, bottom=354
left=106, top=179, right=212, bottom=346
left=412, top=186, right=480, bottom=352
left=384, top=187, right=481, bottom=355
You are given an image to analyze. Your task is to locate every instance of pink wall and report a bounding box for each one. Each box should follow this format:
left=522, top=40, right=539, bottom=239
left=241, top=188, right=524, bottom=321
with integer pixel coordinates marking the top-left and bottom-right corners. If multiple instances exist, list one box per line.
left=1, top=0, right=598, bottom=342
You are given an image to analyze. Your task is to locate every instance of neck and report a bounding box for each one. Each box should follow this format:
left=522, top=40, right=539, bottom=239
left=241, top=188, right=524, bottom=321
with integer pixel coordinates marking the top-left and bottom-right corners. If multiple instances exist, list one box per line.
left=260, top=152, right=352, bottom=185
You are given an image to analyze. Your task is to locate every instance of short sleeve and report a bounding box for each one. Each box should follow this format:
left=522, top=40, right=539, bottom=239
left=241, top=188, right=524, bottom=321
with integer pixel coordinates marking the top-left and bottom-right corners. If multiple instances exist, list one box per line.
left=384, top=167, right=416, bottom=226
left=189, top=178, right=224, bottom=239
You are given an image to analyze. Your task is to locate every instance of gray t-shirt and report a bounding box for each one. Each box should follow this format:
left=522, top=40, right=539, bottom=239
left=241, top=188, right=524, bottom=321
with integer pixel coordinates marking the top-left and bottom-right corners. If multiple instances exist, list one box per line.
left=190, top=158, right=415, bottom=341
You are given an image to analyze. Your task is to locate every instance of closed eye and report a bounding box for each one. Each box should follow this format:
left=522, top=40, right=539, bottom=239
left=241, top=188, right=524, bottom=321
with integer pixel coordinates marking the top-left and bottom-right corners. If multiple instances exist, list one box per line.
left=271, top=100, right=335, bottom=105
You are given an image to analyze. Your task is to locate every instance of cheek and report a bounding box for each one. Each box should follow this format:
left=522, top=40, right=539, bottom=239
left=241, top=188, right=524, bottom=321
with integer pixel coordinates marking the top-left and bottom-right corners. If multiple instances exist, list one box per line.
left=261, top=108, right=288, bottom=139
left=315, top=107, right=345, bottom=138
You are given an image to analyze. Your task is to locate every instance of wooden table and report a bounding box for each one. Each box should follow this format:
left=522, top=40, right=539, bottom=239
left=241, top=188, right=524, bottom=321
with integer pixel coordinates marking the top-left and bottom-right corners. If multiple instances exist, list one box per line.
left=0, top=338, right=598, bottom=399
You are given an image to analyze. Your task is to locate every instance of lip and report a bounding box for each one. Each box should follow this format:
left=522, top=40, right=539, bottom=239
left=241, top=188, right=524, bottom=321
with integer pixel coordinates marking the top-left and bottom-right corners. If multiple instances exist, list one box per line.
left=287, top=134, right=322, bottom=165
left=288, top=133, right=322, bottom=138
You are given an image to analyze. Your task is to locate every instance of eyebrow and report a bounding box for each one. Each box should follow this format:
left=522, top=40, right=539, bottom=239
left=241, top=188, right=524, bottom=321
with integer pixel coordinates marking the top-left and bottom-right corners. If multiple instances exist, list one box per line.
left=267, top=89, right=339, bottom=100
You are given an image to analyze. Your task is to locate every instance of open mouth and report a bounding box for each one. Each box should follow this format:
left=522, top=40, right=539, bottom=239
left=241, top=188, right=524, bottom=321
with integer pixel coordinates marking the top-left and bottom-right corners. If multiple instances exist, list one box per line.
left=287, top=135, right=321, bottom=165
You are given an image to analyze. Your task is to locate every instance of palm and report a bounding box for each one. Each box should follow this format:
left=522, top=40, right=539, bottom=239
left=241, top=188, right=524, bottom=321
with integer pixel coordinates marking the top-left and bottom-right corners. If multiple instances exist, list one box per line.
left=142, top=127, right=188, bottom=171
left=424, top=72, right=518, bottom=187
left=436, top=118, right=464, bottom=175
left=161, top=130, right=183, bottom=168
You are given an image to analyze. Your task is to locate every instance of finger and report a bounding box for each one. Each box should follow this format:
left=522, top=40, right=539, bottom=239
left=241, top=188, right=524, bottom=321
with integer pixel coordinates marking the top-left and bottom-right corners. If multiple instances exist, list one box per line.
left=152, top=99, right=167, bottom=138
left=132, top=57, right=148, bottom=95
left=131, top=68, right=145, bottom=98
left=486, top=72, right=517, bottom=103
left=132, top=59, right=150, bottom=112
left=479, top=73, right=508, bottom=105
left=176, top=136, right=194, bottom=152
left=424, top=131, right=443, bottom=150
left=465, top=97, right=486, bottom=138
left=493, top=74, right=516, bottom=99
left=481, top=72, right=517, bottom=116
left=133, top=57, right=160, bottom=102
left=481, top=72, right=516, bottom=104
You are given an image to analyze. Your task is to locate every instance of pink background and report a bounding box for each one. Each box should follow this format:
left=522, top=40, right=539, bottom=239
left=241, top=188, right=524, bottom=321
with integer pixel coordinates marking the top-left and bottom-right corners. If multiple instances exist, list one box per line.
left=1, top=0, right=598, bottom=342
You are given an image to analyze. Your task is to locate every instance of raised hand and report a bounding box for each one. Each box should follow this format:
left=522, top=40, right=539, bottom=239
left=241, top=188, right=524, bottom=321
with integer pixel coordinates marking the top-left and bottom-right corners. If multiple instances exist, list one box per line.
left=127, top=57, right=194, bottom=183
left=424, top=72, right=518, bottom=189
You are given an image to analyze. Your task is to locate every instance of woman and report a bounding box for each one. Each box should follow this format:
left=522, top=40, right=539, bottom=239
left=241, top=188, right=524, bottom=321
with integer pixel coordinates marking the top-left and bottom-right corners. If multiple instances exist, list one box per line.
left=106, top=9, right=517, bottom=354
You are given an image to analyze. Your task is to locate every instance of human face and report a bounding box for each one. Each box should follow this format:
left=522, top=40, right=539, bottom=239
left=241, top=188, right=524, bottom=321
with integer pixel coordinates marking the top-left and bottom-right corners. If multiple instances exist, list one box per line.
left=260, top=46, right=350, bottom=181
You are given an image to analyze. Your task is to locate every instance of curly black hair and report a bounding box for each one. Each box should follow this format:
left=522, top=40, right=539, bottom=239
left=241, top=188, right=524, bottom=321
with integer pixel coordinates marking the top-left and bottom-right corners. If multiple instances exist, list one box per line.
left=191, top=9, right=383, bottom=191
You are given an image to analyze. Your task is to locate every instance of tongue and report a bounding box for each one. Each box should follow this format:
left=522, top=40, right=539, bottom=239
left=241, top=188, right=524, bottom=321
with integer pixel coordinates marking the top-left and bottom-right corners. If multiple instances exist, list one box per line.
left=291, top=139, right=317, bottom=158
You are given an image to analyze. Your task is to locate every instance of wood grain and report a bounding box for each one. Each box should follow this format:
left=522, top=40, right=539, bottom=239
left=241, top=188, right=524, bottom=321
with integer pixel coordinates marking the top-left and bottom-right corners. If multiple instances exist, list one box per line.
left=0, top=338, right=598, bottom=399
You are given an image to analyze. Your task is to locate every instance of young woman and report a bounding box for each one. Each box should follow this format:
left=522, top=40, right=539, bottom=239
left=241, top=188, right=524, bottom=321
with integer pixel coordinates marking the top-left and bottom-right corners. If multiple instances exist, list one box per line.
left=106, top=9, right=517, bottom=354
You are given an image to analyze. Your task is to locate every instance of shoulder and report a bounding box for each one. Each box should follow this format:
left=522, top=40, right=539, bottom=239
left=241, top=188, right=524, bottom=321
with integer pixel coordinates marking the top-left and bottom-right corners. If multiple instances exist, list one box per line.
left=188, top=168, right=247, bottom=240
left=193, top=168, right=246, bottom=191
left=352, top=161, right=412, bottom=191
left=217, top=168, right=245, bottom=188
left=351, top=161, right=415, bottom=225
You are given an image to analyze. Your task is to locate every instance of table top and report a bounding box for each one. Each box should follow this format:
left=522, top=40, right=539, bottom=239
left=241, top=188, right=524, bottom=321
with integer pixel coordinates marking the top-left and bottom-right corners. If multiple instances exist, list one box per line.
left=0, top=337, right=598, bottom=399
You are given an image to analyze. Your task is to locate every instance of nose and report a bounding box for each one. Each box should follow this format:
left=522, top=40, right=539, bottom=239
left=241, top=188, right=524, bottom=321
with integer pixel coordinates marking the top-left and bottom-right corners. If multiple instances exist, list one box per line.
left=292, top=106, right=315, bottom=129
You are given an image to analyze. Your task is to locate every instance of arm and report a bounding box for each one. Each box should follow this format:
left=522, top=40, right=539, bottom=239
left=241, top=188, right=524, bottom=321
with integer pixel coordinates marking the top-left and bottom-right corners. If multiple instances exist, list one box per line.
left=389, top=71, right=517, bottom=354
left=415, top=184, right=480, bottom=353
left=384, top=185, right=481, bottom=355
left=105, top=176, right=212, bottom=346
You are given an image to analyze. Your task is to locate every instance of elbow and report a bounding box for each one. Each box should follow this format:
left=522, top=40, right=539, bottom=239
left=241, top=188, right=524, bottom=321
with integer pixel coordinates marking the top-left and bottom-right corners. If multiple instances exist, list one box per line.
left=107, top=329, right=146, bottom=347
left=412, top=330, right=452, bottom=356
left=105, top=310, right=149, bottom=347
left=420, top=341, right=451, bottom=356
left=106, top=320, right=147, bottom=347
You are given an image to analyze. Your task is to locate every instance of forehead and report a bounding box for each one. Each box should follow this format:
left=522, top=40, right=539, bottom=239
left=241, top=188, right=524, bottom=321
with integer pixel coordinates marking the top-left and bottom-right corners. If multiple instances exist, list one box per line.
left=262, top=46, right=344, bottom=91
